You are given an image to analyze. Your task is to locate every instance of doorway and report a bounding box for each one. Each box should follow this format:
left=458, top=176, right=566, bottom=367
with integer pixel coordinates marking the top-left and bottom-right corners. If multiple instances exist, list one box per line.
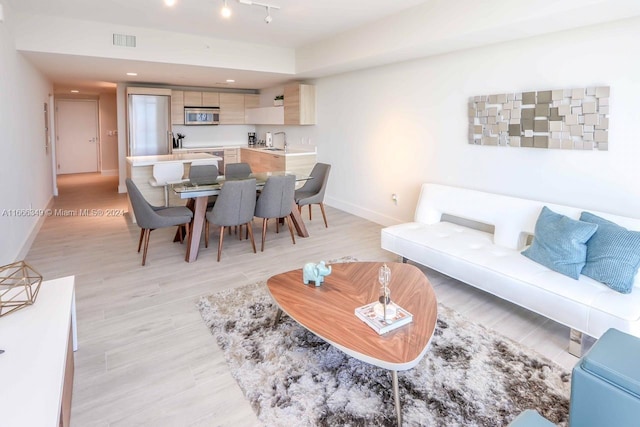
left=56, top=99, right=99, bottom=174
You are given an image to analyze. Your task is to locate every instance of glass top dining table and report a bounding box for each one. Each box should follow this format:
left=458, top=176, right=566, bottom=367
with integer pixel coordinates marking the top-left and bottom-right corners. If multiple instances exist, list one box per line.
left=173, top=171, right=310, bottom=199
left=173, top=171, right=312, bottom=262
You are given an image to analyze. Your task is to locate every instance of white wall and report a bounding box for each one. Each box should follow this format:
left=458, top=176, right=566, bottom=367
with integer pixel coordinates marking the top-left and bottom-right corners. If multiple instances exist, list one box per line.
left=0, top=3, right=54, bottom=264
left=98, top=92, right=118, bottom=173
left=313, top=17, right=640, bottom=225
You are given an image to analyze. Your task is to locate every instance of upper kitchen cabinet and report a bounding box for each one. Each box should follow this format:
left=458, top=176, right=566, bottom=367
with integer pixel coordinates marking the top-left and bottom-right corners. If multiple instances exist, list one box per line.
left=245, top=94, right=260, bottom=109
left=183, top=91, right=219, bottom=107
left=284, top=83, right=316, bottom=125
left=202, top=92, right=220, bottom=107
left=244, top=94, right=260, bottom=124
left=171, top=90, right=184, bottom=125
left=184, top=91, right=203, bottom=106
left=219, top=93, right=245, bottom=124
left=245, top=106, right=284, bottom=125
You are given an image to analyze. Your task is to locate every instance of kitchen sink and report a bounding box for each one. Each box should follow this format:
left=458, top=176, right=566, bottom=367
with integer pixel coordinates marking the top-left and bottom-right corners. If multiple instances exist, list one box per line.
left=262, top=148, right=284, bottom=151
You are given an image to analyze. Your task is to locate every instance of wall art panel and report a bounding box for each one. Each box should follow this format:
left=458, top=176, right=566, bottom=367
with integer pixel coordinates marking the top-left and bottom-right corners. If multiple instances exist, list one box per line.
left=468, top=87, right=609, bottom=150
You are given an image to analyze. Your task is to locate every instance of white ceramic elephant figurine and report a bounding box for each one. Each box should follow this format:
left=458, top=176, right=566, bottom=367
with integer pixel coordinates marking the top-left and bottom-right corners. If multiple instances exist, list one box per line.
left=303, top=261, right=332, bottom=286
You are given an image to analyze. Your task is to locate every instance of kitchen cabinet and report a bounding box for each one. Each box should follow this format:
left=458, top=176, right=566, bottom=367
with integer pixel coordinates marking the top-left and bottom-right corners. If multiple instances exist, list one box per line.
left=184, top=91, right=203, bottom=106
left=241, top=148, right=285, bottom=172
left=171, top=90, right=184, bottom=125
left=245, top=106, right=284, bottom=125
left=184, top=91, right=219, bottom=107
left=245, top=94, right=260, bottom=109
left=244, top=94, right=260, bottom=124
left=224, top=148, right=239, bottom=170
left=202, top=92, right=220, bottom=107
left=240, top=148, right=316, bottom=177
left=219, top=93, right=245, bottom=124
left=284, top=83, right=316, bottom=125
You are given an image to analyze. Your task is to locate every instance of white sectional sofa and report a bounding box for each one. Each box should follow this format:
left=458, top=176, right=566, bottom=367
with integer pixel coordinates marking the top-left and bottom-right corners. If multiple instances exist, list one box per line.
left=381, top=183, right=640, bottom=354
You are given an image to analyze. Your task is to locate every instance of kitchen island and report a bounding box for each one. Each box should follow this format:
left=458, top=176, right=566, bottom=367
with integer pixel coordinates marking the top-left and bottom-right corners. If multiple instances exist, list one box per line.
left=126, top=153, right=221, bottom=211
left=240, top=146, right=317, bottom=177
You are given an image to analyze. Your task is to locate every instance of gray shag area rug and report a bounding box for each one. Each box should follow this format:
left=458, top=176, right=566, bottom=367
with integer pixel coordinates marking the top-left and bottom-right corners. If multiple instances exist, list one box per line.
left=198, top=279, right=570, bottom=427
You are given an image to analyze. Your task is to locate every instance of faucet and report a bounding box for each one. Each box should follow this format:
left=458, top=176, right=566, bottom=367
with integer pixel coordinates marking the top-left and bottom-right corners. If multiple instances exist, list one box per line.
left=274, top=131, right=287, bottom=151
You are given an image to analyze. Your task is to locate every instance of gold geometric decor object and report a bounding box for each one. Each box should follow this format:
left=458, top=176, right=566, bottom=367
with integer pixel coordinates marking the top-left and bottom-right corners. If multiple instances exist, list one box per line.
left=0, top=261, right=43, bottom=317
left=468, top=86, right=610, bottom=150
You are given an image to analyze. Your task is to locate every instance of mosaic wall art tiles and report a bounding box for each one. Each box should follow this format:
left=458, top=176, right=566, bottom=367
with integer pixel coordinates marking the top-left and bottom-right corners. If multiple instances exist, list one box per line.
left=468, top=87, right=610, bottom=150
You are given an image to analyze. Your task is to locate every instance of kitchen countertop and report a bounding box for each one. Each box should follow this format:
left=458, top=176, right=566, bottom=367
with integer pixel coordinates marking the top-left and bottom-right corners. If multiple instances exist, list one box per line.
left=242, top=146, right=317, bottom=157
left=171, top=146, right=241, bottom=153
left=126, top=153, right=222, bottom=167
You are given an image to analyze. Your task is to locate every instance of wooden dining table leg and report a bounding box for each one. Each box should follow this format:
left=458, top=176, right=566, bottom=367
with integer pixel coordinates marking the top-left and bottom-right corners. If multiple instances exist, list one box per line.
left=174, top=198, right=195, bottom=242
left=289, top=201, right=309, bottom=238
left=185, top=196, right=208, bottom=262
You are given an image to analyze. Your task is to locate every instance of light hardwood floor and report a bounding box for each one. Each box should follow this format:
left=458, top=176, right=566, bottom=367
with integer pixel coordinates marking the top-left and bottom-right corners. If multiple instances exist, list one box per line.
left=25, top=173, right=578, bottom=427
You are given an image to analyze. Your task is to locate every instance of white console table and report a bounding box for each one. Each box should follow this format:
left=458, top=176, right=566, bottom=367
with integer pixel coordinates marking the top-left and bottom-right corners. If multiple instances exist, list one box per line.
left=0, top=276, right=77, bottom=427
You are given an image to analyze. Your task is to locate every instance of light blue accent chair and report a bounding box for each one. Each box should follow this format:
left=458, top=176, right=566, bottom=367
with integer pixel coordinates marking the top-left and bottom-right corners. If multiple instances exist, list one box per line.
left=569, top=328, right=640, bottom=427
left=509, top=328, right=640, bottom=427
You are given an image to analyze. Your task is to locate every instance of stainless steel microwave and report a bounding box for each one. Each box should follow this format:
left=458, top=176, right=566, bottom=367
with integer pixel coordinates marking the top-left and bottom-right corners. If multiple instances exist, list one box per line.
left=184, top=107, right=219, bottom=125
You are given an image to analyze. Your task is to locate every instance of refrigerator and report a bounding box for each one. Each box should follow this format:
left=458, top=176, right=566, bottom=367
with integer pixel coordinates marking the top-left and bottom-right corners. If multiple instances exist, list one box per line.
left=128, top=94, right=171, bottom=156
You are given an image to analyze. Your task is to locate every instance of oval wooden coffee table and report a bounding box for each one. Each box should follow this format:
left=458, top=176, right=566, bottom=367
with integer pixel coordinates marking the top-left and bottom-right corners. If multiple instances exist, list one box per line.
left=267, top=261, right=438, bottom=426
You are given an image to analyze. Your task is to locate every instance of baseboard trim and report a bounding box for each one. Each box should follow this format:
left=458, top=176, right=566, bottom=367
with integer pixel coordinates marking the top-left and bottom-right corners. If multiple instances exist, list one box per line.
left=101, top=169, right=118, bottom=176
left=324, top=196, right=404, bottom=227
left=15, top=196, right=54, bottom=262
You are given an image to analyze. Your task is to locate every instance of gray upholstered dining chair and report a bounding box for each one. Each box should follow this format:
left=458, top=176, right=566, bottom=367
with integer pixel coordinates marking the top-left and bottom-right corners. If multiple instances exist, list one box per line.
left=188, top=163, right=218, bottom=185
left=295, top=163, right=331, bottom=228
left=254, top=174, right=296, bottom=252
left=205, top=178, right=257, bottom=261
left=125, top=178, right=193, bottom=266
left=225, top=162, right=252, bottom=179
left=189, top=163, right=219, bottom=208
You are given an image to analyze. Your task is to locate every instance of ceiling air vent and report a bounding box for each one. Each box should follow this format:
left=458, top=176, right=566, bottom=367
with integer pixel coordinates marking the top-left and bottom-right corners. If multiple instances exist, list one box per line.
left=113, top=33, right=136, bottom=48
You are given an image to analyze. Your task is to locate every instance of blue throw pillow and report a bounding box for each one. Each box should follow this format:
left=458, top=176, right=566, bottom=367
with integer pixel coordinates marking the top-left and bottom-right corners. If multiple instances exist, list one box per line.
left=522, top=206, right=598, bottom=279
left=579, top=212, right=640, bottom=294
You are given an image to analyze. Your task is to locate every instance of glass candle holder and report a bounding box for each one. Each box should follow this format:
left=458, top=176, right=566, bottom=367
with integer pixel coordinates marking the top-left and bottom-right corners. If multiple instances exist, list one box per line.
left=375, top=263, right=396, bottom=323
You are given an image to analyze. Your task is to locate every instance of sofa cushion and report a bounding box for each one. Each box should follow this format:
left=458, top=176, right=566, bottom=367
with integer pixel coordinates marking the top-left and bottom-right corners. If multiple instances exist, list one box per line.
left=579, top=212, right=640, bottom=294
left=522, top=206, right=598, bottom=280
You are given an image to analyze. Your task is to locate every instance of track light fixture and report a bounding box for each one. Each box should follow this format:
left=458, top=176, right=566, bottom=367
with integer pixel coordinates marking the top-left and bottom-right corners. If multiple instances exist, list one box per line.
left=163, top=0, right=279, bottom=23
left=237, top=0, right=281, bottom=23
left=264, top=6, right=272, bottom=24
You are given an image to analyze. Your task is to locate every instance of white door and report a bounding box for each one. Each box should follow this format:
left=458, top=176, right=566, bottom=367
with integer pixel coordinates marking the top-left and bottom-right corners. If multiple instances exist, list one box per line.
left=56, top=99, right=99, bottom=174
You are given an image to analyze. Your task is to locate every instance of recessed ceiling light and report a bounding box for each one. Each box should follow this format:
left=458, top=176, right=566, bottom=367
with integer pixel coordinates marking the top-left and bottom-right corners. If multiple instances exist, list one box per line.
left=126, top=72, right=138, bottom=76
left=70, top=90, right=79, bottom=93
left=226, top=79, right=235, bottom=83
left=164, top=0, right=177, bottom=6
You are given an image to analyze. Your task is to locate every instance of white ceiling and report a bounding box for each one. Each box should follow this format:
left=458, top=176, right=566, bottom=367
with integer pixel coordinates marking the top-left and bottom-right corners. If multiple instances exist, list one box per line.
left=7, top=0, right=640, bottom=94
left=8, top=0, right=428, bottom=48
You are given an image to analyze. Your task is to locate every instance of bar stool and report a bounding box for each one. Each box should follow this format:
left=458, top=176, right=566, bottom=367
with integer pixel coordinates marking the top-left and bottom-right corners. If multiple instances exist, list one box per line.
left=148, top=161, right=186, bottom=206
